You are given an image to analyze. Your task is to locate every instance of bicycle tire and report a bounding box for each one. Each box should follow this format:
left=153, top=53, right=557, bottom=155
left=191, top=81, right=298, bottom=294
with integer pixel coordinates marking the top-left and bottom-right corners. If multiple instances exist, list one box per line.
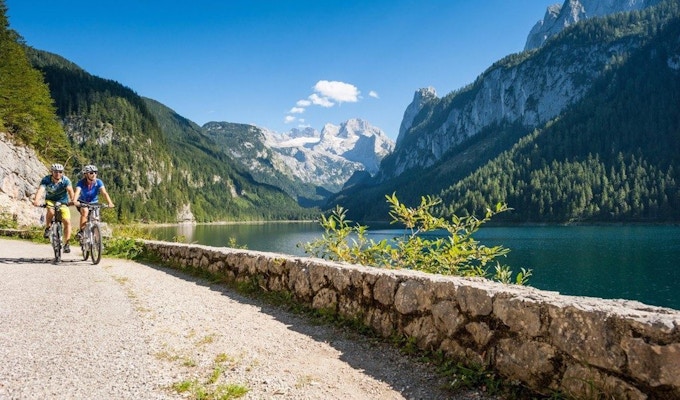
left=52, top=222, right=62, bottom=262
left=91, top=224, right=102, bottom=265
left=81, top=229, right=90, bottom=261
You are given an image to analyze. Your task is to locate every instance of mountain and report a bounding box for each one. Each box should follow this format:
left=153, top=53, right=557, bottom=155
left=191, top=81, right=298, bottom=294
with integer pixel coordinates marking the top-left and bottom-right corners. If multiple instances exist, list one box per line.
left=525, top=0, right=664, bottom=50
left=4, top=0, right=679, bottom=226
left=439, top=12, right=680, bottom=222
left=2, top=0, right=390, bottom=223
left=330, top=0, right=680, bottom=223
left=203, top=119, right=394, bottom=206
left=19, top=48, right=310, bottom=223
left=381, top=0, right=674, bottom=182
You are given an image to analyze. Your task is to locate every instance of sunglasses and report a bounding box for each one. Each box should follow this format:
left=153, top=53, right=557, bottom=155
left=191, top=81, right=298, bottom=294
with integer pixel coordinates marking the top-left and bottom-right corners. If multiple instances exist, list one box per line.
left=53, top=171, right=63, bottom=174
left=87, top=172, right=97, bottom=175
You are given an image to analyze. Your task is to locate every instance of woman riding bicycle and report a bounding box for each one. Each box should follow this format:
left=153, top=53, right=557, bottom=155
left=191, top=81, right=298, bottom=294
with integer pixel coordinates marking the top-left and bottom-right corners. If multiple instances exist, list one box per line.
left=33, top=163, right=76, bottom=253
left=73, top=165, right=114, bottom=239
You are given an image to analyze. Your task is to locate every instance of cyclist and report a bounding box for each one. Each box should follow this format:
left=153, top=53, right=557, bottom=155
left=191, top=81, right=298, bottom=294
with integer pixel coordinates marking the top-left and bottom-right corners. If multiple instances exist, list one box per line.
left=73, top=164, right=114, bottom=239
left=33, top=163, right=76, bottom=253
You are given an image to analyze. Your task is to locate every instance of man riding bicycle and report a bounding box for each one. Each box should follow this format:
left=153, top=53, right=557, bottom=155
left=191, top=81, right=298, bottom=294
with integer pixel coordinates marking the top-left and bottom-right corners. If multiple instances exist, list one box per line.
left=73, top=164, right=114, bottom=240
left=33, top=163, right=75, bottom=253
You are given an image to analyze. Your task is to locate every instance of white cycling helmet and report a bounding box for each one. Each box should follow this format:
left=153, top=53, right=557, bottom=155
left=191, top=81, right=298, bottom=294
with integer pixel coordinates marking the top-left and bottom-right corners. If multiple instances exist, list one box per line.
left=50, top=163, right=64, bottom=172
left=82, top=164, right=98, bottom=174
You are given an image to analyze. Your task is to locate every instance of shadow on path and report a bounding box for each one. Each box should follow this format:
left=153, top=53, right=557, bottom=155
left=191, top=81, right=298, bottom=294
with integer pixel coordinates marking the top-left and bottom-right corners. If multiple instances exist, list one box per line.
left=136, top=261, right=461, bottom=400
left=0, top=256, right=92, bottom=266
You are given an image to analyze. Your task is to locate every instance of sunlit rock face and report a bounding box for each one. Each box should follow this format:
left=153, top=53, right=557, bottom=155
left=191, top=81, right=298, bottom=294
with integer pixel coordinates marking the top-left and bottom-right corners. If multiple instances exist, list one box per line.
left=380, top=0, right=664, bottom=181
left=524, top=0, right=662, bottom=51
left=205, top=118, right=394, bottom=193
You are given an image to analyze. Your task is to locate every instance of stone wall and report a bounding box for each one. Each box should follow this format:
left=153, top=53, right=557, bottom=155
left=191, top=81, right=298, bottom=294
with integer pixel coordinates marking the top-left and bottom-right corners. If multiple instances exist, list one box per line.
left=142, top=240, right=680, bottom=399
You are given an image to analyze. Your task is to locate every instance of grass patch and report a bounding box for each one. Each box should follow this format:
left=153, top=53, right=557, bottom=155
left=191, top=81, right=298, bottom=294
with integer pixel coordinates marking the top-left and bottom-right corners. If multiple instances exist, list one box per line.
left=196, top=333, right=217, bottom=346
left=172, top=380, right=249, bottom=400
left=294, top=374, right=317, bottom=389
left=154, top=350, right=183, bottom=363
left=169, top=354, right=249, bottom=400
left=0, top=211, right=19, bottom=229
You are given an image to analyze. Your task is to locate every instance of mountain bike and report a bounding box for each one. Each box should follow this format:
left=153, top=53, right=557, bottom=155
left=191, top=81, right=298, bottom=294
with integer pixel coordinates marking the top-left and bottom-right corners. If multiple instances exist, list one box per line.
left=78, top=202, right=111, bottom=265
left=39, top=202, right=66, bottom=263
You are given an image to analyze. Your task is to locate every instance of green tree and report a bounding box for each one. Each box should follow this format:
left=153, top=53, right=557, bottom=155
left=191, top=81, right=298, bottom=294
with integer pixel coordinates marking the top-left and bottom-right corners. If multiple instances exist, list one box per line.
left=0, top=0, right=68, bottom=162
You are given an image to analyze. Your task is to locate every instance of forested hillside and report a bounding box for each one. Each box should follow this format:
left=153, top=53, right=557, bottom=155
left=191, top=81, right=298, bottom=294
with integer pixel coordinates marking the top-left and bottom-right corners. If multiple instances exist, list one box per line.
left=331, top=1, right=680, bottom=223
left=439, top=14, right=680, bottom=222
left=143, top=98, right=316, bottom=221
left=26, top=49, right=310, bottom=222
left=202, top=122, right=328, bottom=207
left=1, top=0, right=310, bottom=223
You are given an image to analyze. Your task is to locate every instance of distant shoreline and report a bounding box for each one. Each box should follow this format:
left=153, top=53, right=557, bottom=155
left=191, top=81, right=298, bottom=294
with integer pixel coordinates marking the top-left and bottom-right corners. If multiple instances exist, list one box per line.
left=134, top=219, right=318, bottom=228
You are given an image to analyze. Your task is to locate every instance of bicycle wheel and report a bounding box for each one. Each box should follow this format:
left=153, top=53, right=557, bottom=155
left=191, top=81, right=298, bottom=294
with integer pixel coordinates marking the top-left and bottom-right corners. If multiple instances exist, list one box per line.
left=52, top=222, right=62, bottom=262
left=91, top=225, right=102, bottom=265
left=81, top=229, right=90, bottom=261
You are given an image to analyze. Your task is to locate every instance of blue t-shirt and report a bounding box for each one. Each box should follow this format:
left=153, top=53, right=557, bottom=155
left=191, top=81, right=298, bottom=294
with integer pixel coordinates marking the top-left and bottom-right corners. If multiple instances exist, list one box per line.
left=76, top=178, right=105, bottom=203
left=40, top=175, right=72, bottom=203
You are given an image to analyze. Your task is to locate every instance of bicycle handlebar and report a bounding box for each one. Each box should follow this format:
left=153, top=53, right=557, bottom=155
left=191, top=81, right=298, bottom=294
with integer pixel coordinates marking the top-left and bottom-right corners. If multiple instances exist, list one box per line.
left=37, top=201, right=114, bottom=209
left=37, top=202, right=66, bottom=208
left=77, top=201, right=114, bottom=209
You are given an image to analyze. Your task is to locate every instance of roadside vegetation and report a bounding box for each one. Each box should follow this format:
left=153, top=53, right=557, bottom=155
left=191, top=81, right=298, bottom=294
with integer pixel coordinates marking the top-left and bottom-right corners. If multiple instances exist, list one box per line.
left=103, top=225, right=151, bottom=259
left=0, top=212, right=18, bottom=229
left=302, top=193, right=531, bottom=284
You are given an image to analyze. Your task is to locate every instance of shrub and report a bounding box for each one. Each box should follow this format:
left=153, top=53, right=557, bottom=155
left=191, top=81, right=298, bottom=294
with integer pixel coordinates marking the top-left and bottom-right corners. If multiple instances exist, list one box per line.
left=0, top=212, right=18, bottom=229
left=302, top=193, right=530, bottom=284
left=103, top=224, right=153, bottom=260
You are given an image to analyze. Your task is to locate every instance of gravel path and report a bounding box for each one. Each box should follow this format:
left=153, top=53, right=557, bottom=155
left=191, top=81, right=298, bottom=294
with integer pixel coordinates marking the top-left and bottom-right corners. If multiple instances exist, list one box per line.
left=0, top=238, right=499, bottom=400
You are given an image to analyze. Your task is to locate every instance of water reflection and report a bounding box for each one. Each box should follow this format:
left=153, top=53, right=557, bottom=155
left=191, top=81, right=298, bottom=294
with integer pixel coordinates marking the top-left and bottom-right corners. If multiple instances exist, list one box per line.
left=177, top=223, right=196, bottom=242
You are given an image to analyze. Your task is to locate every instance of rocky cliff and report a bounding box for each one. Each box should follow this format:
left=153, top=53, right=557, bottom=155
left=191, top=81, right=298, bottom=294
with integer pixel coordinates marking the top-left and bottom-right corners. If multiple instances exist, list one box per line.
left=396, top=87, right=438, bottom=145
left=525, top=0, right=663, bottom=50
left=381, top=1, right=668, bottom=180
left=0, top=132, right=48, bottom=227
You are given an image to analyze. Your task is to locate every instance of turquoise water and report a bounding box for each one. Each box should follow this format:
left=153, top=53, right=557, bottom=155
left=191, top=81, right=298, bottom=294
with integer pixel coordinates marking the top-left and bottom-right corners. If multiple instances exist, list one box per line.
left=146, top=223, right=680, bottom=310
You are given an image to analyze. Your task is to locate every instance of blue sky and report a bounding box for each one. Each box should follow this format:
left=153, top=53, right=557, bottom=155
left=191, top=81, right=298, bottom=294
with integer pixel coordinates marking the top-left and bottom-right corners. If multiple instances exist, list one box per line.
left=6, top=1, right=557, bottom=139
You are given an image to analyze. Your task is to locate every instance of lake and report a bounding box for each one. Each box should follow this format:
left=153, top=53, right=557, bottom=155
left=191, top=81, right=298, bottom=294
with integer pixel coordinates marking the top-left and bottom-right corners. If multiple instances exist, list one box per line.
left=145, top=223, right=680, bottom=311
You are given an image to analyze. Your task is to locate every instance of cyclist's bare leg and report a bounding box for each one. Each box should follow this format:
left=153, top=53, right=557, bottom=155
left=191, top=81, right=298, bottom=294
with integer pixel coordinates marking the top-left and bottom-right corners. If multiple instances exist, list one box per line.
left=79, top=207, right=89, bottom=231
left=63, top=218, right=72, bottom=243
left=45, top=208, right=55, bottom=229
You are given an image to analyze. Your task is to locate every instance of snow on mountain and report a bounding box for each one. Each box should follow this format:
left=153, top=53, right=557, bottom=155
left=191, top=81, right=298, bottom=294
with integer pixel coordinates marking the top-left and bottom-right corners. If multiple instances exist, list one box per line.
left=218, top=118, right=394, bottom=194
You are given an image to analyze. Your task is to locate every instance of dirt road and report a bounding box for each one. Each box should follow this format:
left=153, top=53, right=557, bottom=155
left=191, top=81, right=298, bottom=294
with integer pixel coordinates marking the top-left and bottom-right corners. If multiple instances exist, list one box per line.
left=0, top=238, right=499, bottom=400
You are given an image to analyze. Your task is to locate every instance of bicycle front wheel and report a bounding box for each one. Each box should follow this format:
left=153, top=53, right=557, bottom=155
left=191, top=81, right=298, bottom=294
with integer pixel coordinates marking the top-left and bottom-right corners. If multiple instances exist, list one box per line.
left=91, top=225, right=102, bottom=265
left=52, top=222, right=62, bottom=262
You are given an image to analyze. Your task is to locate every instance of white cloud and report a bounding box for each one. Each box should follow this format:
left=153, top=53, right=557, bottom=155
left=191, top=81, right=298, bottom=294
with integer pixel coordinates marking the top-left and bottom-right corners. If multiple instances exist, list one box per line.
left=369, top=90, right=379, bottom=99
left=285, top=80, right=363, bottom=124
left=309, top=93, right=334, bottom=108
left=313, top=80, right=360, bottom=103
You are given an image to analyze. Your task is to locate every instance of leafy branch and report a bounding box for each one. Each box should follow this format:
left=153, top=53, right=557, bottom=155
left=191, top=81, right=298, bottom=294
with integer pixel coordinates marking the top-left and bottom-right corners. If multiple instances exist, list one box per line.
left=302, top=193, right=530, bottom=284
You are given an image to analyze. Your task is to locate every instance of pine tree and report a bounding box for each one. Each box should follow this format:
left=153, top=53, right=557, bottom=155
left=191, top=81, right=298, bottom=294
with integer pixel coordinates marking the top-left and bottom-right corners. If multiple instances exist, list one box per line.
left=0, top=0, right=68, bottom=162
